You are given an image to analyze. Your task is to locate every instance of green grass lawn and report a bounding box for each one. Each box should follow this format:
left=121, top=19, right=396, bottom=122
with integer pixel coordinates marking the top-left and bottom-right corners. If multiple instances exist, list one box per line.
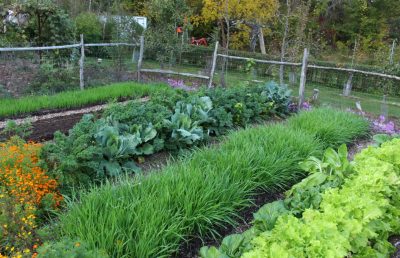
left=0, top=82, right=170, bottom=119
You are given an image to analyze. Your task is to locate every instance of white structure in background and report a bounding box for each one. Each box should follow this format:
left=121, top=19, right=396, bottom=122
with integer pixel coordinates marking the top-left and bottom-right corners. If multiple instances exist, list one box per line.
left=2, top=10, right=29, bottom=32
left=99, top=16, right=147, bottom=29
left=99, top=15, right=147, bottom=40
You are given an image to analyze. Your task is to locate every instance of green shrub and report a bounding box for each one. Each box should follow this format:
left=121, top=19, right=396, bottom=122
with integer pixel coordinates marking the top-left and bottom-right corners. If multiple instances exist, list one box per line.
left=29, top=62, right=79, bottom=94
left=75, top=12, right=102, bottom=43
left=287, top=108, right=369, bottom=147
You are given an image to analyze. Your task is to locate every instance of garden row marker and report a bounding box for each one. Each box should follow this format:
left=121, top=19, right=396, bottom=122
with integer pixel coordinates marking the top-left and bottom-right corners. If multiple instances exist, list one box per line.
left=137, top=35, right=144, bottom=82
left=80, top=34, right=85, bottom=90
left=208, top=41, right=219, bottom=88
left=298, top=48, right=309, bottom=109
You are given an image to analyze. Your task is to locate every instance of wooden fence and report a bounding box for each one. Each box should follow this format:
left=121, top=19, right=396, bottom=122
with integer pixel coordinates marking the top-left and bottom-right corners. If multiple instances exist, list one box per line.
left=2, top=36, right=400, bottom=107
left=0, top=34, right=139, bottom=90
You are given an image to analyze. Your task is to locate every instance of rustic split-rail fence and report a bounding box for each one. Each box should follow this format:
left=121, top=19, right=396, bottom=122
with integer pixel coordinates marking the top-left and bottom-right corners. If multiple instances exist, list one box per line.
left=1, top=35, right=400, bottom=109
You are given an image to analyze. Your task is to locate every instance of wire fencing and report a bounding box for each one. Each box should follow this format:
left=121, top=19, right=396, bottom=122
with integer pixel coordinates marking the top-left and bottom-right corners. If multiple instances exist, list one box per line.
left=0, top=35, right=138, bottom=97
left=1, top=35, right=400, bottom=119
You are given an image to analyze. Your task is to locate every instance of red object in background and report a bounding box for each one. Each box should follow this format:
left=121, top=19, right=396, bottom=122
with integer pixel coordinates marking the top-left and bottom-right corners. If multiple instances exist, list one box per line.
left=176, top=26, right=183, bottom=34
left=191, top=37, right=208, bottom=46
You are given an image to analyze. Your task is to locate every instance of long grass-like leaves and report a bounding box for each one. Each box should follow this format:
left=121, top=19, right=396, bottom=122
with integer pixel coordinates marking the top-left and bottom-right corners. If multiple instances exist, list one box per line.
left=0, top=82, right=169, bottom=118
left=287, top=108, right=370, bottom=148
left=56, top=108, right=369, bottom=257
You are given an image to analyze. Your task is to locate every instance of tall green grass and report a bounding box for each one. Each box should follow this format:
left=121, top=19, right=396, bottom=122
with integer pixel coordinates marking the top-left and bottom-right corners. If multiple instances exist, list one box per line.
left=0, top=82, right=169, bottom=119
left=287, top=108, right=370, bottom=148
left=55, top=108, right=369, bottom=257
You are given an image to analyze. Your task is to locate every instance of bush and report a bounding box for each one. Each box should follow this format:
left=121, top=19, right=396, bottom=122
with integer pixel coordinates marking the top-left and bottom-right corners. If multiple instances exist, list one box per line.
left=29, top=62, right=79, bottom=95
left=75, top=12, right=102, bottom=43
left=53, top=108, right=368, bottom=257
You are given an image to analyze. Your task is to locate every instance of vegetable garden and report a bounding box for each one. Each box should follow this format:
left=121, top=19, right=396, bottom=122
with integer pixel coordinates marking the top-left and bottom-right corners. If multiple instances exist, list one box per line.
left=1, top=79, right=400, bottom=258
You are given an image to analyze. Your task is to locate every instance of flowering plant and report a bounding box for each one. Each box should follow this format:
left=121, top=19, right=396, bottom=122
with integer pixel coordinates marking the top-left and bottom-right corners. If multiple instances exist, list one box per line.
left=288, top=101, right=312, bottom=113
left=0, top=137, right=62, bottom=257
left=372, top=115, right=398, bottom=134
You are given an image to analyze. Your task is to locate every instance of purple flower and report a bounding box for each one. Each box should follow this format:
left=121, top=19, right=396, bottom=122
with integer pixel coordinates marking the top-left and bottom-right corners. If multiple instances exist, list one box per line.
left=288, top=101, right=312, bottom=113
left=302, top=102, right=312, bottom=110
left=372, top=116, right=398, bottom=134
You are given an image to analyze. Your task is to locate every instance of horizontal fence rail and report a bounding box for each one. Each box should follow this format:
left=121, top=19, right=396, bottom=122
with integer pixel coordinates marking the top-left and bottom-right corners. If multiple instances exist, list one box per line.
left=0, top=44, right=81, bottom=52
left=218, top=53, right=400, bottom=81
left=217, top=54, right=302, bottom=66
left=84, top=43, right=139, bottom=47
left=0, top=42, right=138, bottom=52
left=308, top=65, right=400, bottom=81
left=140, top=68, right=210, bottom=80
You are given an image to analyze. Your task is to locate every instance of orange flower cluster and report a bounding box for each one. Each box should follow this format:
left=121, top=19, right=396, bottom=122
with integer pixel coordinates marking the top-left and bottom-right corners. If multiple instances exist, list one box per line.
left=0, top=137, right=62, bottom=257
left=0, top=138, right=62, bottom=206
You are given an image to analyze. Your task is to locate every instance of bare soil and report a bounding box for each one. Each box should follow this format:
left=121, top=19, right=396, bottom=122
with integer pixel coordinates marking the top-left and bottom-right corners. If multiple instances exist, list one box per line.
left=390, top=236, right=400, bottom=258
left=173, top=191, right=285, bottom=258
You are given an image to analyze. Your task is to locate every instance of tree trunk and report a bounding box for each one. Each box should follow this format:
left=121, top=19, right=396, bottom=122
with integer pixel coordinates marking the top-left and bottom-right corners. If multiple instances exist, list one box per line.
left=280, top=0, right=290, bottom=86
left=219, top=19, right=227, bottom=48
left=259, top=28, right=266, bottom=55
left=220, top=17, right=230, bottom=88
left=37, top=12, right=43, bottom=62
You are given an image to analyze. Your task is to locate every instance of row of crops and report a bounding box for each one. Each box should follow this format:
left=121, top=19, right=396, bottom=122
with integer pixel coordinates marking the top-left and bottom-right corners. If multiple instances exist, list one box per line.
left=2, top=80, right=399, bottom=257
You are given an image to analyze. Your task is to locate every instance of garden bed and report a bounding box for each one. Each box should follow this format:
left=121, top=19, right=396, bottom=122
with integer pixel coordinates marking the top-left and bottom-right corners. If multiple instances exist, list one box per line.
left=175, top=134, right=374, bottom=258
left=0, top=81, right=372, bottom=257
left=47, top=109, right=368, bottom=257
left=0, top=98, right=148, bottom=142
left=0, top=82, right=167, bottom=120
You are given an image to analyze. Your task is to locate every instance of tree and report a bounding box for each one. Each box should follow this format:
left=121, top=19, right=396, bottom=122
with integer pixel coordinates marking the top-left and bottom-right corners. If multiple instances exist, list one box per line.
left=144, top=0, right=190, bottom=67
left=201, top=0, right=279, bottom=51
left=75, top=12, right=102, bottom=42
left=22, top=0, right=75, bottom=46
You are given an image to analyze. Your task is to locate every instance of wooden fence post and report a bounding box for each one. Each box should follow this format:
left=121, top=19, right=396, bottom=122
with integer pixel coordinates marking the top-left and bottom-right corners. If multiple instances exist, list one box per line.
left=298, top=48, right=309, bottom=109
left=132, top=37, right=136, bottom=63
left=137, top=36, right=144, bottom=82
left=208, top=41, right=219, bottom=88
left=389, top=39, right=396, bottom=65
left=79, top=34, right=85, bottom=90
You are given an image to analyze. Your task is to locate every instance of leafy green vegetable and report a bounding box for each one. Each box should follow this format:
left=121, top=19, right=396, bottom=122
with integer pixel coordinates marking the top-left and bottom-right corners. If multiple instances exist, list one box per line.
left=163, top=96, right=214, bottom=149
left=285, top=144, right=352, bottom=215
left=253, top=200, right=290, bottom=232
left=241, top=139, right=400, bottom=258
left=372, top=133, right=400, bottom=146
